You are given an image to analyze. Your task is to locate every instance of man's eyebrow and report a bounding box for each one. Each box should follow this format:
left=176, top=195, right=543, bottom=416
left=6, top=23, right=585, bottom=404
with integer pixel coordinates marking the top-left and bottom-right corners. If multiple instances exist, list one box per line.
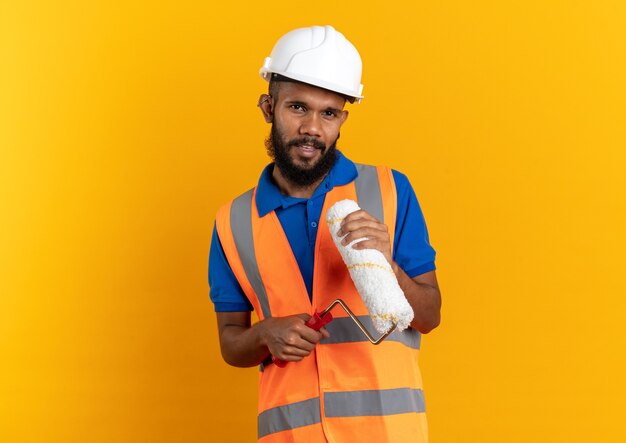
left=285, top=100, right=308, bottom=107
left=284, top=101, right=343, bottom=114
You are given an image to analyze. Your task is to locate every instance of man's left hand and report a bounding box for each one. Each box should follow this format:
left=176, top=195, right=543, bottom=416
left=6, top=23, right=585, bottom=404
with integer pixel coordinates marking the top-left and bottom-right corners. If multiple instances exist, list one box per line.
left=337, top=210, right=392, bottom=264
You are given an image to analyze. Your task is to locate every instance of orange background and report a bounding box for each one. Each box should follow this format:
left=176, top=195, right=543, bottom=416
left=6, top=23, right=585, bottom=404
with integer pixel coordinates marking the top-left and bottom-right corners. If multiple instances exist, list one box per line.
left=2, top=1, right=626, bottom=442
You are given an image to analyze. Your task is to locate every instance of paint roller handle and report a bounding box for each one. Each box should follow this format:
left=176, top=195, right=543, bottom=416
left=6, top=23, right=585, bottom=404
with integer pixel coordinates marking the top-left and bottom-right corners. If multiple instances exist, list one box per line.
left=272, top=311, right=334, bottom=368
left=305, top=311, right=334, bottom=331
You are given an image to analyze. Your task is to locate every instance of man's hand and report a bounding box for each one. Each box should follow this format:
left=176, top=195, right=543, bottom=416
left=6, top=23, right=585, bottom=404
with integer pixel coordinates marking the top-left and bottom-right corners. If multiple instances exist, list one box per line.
left=216, top=311, right=330, bottom=367
left=259, top=314, right=330, bottom=362
left=337, top=209, right=393, bottom=264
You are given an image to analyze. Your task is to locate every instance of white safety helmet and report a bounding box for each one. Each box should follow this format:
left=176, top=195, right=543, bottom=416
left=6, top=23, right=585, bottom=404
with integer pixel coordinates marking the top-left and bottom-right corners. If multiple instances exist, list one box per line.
left=259, top=25, right=364, bottom=103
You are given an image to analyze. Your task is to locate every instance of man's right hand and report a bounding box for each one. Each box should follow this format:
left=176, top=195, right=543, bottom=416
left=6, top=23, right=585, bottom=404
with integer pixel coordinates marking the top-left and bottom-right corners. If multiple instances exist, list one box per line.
left=259, top=314, right=330, bottom=362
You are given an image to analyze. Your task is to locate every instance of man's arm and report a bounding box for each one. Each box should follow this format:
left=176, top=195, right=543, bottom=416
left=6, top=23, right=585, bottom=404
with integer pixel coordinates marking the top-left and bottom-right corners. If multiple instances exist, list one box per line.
left=338, top=210, right=441, bottom=333
left=216, top=311, right=329, bottom=368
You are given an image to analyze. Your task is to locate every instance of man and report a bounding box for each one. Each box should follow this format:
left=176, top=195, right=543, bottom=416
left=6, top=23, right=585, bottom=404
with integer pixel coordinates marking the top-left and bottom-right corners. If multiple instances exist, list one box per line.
left=209, top=25, right=441, bottom=442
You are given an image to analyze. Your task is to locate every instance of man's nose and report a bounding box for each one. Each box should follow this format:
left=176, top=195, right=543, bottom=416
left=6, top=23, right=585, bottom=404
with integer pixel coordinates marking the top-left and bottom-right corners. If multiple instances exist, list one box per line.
left=299, top=113, right=322, bottom=137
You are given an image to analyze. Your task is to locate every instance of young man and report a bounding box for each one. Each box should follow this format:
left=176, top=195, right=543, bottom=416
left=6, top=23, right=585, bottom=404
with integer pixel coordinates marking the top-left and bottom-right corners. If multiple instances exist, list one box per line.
left=209, top=25, right=441, bottom=442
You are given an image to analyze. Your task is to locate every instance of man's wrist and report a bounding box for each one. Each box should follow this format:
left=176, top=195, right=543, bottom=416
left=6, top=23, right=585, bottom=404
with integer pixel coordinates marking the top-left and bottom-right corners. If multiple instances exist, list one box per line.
left=391, top=261, right=403, bottom=278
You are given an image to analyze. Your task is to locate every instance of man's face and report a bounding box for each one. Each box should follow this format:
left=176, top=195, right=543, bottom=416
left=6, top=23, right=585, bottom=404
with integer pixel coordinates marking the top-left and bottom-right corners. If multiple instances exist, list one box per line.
left=264, top=81, right=349, bottom=187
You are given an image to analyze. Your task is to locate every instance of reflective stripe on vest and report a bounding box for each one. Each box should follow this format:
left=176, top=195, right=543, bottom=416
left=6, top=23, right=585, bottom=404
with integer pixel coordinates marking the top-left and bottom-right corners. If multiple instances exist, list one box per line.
left=229, top=188, right=272, bottom=318
left=258, top=397, right=321, bottom=439
left=229, top=163, right=385, bottom=320
left=323, top=316, right=421, bottom=349
left=354, top=163, right=384, bottom=222
left=258, top=388, right=425, bottom=438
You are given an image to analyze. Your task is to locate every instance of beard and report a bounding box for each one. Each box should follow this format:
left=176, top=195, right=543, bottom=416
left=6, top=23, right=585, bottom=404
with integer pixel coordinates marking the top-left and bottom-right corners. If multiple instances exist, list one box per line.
left=265, top=124, right=339, bottom=188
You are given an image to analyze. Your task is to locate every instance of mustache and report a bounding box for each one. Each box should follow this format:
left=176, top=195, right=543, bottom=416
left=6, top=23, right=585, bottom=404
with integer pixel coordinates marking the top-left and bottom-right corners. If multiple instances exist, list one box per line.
left=286, top=137, right=326, bottom=151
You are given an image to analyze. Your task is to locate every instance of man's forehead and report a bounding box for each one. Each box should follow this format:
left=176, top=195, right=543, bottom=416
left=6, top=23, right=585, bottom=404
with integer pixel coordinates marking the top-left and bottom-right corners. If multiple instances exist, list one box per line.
left=275, top=81, right=346, bottom=108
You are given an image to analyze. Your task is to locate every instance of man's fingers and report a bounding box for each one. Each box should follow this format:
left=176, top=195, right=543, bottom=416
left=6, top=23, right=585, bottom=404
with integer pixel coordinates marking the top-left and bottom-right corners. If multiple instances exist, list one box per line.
left=299, top=326, right=325, bottom=344
left=281, top=345, right=312, bottom=358
left=339, top=217, right=387, bottom=237
left=337, top=210, right=373, bottom=233
left=278, top=330, right=326, bottom=359
left=275, top=350, right=305, bottom=362
left=294, top=313, right=327, bottom=343
left=338, top=223, right=385, bottom=239
left=319, top=327, right=331, bottom=339
left=341, top=227, right=389, bottom=246
left=342, top=209, right=376, bottom=223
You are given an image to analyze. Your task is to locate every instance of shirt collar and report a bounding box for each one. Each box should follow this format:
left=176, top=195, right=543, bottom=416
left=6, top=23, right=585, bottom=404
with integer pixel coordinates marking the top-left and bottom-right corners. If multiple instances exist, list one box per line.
left=255, top=150, right=358, bottom=217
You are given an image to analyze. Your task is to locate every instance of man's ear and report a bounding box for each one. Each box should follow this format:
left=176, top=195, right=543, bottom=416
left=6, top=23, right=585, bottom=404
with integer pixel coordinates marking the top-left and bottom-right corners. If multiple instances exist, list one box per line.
left=340, top=109, right=349, bottom=125
left=257, top=94, right=273, bottom=123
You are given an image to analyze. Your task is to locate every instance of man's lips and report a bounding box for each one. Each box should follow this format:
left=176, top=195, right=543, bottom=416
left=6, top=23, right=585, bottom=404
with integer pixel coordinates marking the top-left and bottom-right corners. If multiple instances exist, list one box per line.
left=294, top=143, right=321, bottom=158
left=288, top=138, right=325, bottom=151
left=287, top=139, right=326, bottom=159
left=298, top=143, right=318, bottom=151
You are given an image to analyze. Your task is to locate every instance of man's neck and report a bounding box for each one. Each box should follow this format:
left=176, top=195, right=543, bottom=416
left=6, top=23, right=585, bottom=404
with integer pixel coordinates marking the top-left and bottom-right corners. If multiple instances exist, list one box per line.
left=271, top=166, right=326, bottom=199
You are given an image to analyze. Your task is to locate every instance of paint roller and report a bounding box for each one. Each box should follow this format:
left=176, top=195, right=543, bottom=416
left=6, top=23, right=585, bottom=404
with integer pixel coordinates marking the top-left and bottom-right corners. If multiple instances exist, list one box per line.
left=272, top=199, right=414, bottom=367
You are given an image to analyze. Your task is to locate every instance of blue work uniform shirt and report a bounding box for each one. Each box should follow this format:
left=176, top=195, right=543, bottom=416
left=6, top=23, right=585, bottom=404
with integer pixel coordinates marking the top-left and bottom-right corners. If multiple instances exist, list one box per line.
left=209, top=151, right=436, bottom=312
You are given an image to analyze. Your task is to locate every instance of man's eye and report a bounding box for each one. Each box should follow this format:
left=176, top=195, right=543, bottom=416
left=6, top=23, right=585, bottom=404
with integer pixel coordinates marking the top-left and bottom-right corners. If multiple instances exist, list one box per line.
left=323, top=111, right=337, bottom=118
left=290, top=105, right=305, bottom=111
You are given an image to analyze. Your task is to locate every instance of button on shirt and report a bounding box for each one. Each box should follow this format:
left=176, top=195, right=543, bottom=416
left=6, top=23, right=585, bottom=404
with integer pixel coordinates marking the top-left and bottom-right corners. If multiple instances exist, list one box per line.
left=209, top=151, right=436, bottom=312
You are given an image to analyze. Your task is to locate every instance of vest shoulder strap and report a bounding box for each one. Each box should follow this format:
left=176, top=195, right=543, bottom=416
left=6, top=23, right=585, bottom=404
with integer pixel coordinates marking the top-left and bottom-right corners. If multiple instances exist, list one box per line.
left=215, top=188, right=272, bottom=318
left=354, top=163, right=397, bottom=248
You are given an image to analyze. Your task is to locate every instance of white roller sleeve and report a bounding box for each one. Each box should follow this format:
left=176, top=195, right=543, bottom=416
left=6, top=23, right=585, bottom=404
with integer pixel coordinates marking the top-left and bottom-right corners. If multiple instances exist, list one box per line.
left=326, top=199, right=414, bottom=333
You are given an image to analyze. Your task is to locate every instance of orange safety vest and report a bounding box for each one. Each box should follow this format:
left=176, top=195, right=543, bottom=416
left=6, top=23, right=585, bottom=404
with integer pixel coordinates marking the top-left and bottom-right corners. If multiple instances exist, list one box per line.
left=215, top=164, right=428, bottom=442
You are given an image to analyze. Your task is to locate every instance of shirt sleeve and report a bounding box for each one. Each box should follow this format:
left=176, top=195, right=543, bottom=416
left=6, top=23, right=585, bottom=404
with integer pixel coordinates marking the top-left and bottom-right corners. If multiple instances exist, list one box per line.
left=392, top=170, right=437, bottom=277
left=208, top=223, right=254, bottom=312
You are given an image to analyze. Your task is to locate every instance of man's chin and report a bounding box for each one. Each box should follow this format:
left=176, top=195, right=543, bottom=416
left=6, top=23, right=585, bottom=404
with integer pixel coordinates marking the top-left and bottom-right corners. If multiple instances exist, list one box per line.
left=289, top=161, right=318, bottom=173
